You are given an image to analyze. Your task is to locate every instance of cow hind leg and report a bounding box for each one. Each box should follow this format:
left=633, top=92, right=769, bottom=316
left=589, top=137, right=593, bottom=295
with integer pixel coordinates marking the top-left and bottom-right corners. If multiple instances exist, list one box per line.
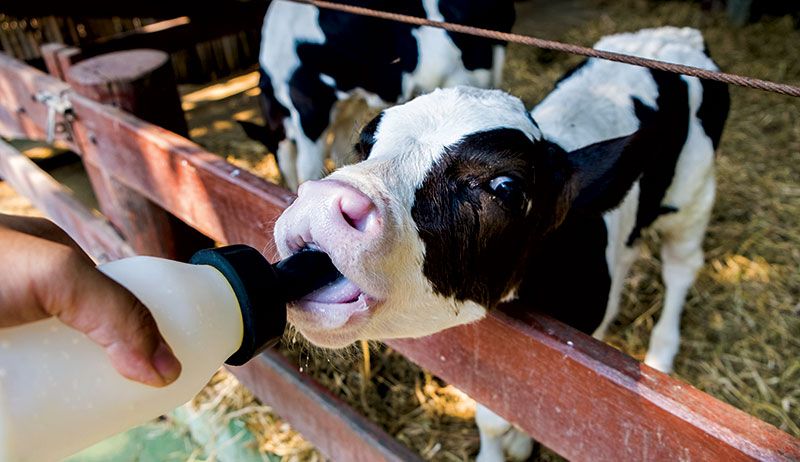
left=645, top=180, right=714, bottom=373
left=593, top=244, right=638, bottom=341
left=295, top=132, right=328, bottom=186
left=276, top=138, right=299, bottom=192
left=475, top=404, right=533, bottom=462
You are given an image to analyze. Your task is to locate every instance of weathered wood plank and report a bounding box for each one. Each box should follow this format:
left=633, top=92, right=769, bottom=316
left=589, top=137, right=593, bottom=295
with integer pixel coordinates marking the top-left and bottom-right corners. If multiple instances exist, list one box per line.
left=68, top=94, right=295, bottom=256
left=40, top=44, right=197, bottom=258
left=0, top=138, right=133, bottom=261
left=65, top=48, right=212, bottom=259
left=229, top=351, right=423, bottom=462
left=0, top=52, right=293, bottom=254
left=67, top=49, right=189, bottom=137
left=40, top=43, right=70, bottom=81
left=0, top=52, right=73, bottom=147
left=388, top=306, right=800, bottom=461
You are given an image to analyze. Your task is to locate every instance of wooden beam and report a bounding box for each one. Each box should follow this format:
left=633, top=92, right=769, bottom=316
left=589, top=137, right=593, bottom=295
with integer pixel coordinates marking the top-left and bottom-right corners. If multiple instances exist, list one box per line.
left=67, top=49, right=189, bottom=137
left=68, top=94, right=295, bottom=255
left=64, top=48, right=214, bottom=259
left=0, top=138, right=133, bottom=261
left=0, top=52, right=74, bottom=148
left=229, top=351, right=423, bottom=462
left=388, top=306, right=800, bottom=461
left=0, top=53, right=293, bottom=253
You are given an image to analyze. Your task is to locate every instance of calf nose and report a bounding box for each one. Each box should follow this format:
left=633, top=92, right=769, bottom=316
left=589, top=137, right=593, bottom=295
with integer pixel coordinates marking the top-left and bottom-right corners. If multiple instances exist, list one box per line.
left=297, top=179, right=381, bottom=235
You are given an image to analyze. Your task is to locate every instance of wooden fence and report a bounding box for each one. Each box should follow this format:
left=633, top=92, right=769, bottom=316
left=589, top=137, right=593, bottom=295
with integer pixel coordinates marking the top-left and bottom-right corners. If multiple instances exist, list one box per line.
left=0, top=44, right=798, bottom=461
left=0, top=12, right=261, bottom=82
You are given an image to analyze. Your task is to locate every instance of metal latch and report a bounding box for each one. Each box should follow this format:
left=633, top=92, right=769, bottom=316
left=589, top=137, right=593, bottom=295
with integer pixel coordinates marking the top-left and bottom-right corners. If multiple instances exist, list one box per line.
left=34, top=90, right=75, bottom=144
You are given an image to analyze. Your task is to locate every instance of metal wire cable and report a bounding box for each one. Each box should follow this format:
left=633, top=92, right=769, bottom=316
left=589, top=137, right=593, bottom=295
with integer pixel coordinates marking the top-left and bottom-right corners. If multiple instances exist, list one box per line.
left=289, top=0, right=800, bottom=98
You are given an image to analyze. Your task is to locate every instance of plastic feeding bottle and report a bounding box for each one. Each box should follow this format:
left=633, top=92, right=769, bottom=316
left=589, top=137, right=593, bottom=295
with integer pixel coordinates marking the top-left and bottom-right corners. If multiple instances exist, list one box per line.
left=0, top=245, right=340, bottom=462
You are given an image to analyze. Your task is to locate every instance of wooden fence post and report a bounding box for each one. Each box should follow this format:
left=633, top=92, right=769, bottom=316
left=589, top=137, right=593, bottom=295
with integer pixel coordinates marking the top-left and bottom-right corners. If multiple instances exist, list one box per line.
left=40, top=43, right=82, bottom=81
left=64, top=49, right=212, bottom=258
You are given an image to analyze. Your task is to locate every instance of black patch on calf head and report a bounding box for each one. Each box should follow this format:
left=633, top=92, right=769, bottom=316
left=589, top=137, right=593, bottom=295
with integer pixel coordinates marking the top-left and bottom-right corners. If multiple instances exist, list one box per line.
left=410, top=123, right=662, bottom=308
left=353, top=112, right=383, bottom=161
left=411, top=128, right=570, bottom=307
left=438, top=0, right=516, bottom=71
left=406, top=88, right=694, bottom=312
left=518, top=212, right=611, bottom=335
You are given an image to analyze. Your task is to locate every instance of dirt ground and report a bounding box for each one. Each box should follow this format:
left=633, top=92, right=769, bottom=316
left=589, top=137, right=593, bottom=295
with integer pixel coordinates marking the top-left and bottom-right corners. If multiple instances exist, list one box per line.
left=1, top=0, right=797, bottom=460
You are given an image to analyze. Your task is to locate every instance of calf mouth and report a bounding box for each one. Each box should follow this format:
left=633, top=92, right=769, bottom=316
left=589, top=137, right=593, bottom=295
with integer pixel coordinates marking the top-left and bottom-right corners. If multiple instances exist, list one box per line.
left=286, top=244, right=381, bottom=339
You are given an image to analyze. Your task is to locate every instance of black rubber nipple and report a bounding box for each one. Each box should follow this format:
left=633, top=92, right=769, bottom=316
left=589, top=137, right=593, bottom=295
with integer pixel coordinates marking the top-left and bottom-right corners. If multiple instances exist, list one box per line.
left=274, top=248, right=343, bottom=301
left=190, top=245, right=342, bottom=365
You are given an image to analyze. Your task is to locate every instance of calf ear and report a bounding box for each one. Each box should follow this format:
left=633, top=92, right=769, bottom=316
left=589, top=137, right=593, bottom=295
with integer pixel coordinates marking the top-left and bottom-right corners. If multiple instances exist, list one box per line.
left=563, top=97, right=663, bottom=216
left=564, top=133, right=647, bottom=215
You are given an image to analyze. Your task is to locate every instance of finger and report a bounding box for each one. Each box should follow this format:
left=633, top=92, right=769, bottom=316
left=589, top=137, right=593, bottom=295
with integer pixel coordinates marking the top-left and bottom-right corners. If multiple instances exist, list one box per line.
left=36, top=246, right=182, bottom=387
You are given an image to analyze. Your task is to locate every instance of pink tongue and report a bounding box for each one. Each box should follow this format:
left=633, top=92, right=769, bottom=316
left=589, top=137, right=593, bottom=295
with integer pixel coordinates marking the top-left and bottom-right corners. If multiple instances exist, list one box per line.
left=303, top=277, right=362, bottom=304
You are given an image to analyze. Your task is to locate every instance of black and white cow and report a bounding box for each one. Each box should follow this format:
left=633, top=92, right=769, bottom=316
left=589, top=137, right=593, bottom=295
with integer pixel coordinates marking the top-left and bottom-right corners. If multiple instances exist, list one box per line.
left=241, top=0, right=516, bottom=191
left=274, top=27, right=729, bottom=461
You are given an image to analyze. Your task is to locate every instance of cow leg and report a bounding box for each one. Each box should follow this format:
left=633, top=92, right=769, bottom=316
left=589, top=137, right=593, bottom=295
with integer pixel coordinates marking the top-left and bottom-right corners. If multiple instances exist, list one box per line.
left=593, top=195, right=640, bottom=341
left=476, top=404, right=533, bottom=462
left=645, top=232, right=704, bottom=373
left=276, top=138, right=299, bottom=192
left=295, top=132, right=328, bottom=186
left=593, top=244, right=638, bottom=340
left=645, top=179, right=714, bottom=373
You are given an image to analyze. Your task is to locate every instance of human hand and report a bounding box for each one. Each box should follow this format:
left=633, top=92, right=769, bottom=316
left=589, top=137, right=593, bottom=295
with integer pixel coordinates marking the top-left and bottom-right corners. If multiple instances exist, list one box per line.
left=0, top=214, right=182, bottom=387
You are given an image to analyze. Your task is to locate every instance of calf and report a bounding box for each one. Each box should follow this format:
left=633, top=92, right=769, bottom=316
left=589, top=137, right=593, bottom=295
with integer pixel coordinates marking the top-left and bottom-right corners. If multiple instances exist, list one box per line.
left=241, top=0, right=515, bottom=191
left=274, top=27, right=729, bottom=462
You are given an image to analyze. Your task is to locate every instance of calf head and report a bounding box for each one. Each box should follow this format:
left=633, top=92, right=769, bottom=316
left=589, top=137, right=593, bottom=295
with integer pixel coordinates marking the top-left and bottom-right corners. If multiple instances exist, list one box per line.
left=275, top=87, right=646, bottom=348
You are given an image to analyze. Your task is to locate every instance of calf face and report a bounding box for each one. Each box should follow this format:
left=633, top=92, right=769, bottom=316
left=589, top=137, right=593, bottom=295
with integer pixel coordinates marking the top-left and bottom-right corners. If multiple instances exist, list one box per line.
left=275, top=87, right=648, bottom=347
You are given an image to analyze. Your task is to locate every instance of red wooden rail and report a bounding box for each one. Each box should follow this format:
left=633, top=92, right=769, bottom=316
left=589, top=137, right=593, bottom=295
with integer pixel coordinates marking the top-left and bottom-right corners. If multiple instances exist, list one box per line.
left=0, top=138, right=133, bottom=261
left=230, top=351, right=421, bottom=462
left=1, top=50, right=798, bottom=461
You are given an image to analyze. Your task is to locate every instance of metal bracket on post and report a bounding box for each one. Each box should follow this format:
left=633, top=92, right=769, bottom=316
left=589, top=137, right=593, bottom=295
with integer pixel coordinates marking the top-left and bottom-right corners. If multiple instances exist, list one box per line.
left=34, top=90, right=75, bottom=144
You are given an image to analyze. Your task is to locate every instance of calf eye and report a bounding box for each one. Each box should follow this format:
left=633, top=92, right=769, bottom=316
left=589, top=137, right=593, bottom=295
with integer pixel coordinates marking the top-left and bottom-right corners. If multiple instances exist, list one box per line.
left=488, top=176, right=526, bottom=211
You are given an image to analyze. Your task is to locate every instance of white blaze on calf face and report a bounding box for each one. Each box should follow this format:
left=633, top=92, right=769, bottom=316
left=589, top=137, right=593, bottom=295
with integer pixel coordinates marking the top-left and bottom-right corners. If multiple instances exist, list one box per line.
left=275, top=87, right=542, bottom=347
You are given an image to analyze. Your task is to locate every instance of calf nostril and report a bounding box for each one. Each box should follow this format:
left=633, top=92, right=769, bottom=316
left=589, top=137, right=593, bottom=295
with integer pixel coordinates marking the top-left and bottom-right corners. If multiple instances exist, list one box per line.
left=339, top=192, right=377, bottom=233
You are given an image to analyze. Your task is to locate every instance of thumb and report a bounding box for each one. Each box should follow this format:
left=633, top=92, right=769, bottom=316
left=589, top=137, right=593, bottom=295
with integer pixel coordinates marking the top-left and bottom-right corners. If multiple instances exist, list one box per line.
left=40, top=249, right=183, bottom=387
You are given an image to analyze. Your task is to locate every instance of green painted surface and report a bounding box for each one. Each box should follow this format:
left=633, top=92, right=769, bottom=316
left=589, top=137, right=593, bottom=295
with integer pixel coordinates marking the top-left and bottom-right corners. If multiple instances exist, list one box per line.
left=64, top=410, right=278, bottom=462
left=65, top=419, right=205, bottom=462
